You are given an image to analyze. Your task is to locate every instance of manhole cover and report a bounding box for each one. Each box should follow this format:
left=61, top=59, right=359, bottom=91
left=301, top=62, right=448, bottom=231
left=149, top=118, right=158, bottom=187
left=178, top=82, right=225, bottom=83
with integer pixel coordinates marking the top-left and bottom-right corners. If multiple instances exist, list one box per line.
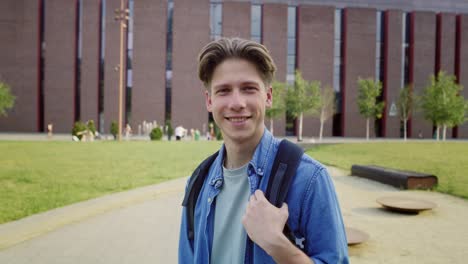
left=376, top=196, right=436, bottom=213
left=346, top=227, right=369, bottom=245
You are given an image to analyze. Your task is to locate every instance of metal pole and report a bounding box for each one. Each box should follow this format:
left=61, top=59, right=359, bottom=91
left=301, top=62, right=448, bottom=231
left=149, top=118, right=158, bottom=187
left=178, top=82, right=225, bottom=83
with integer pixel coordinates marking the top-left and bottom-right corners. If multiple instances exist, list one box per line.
left=117, top=0, right=124, bottom=141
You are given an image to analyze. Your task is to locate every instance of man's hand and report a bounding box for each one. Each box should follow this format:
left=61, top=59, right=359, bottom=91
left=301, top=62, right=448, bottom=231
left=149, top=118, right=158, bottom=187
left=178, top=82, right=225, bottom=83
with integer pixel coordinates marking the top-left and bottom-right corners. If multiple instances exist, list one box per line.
left=242, top=190, right=313, bottom=264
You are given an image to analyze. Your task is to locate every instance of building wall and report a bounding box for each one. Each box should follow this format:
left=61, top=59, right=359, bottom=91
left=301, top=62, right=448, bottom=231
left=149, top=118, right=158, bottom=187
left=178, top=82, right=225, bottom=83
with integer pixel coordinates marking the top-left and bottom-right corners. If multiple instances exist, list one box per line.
left=131, top=0, right=167, bottom=130
left=103, top=0, right=125, bottom=133
left=43, top=0, right=76, bottom=133
left=172, top=0, right=209, bottom=131
left=80, top=0, right=100, bottom=124
left=297, top=5, right=334, bottom=138
left=222, top=1, right=250, bottom=39
left=0, top=0, right=39, bottom=132
left=410, top=11, right=436, bottom=139
left=263, top=4, right=287, bottom=136
left=384, top=10, right=403, bottom=138
left=343, top=7, right=377, bottom=137
left=458, top=14, right=468, bottom=138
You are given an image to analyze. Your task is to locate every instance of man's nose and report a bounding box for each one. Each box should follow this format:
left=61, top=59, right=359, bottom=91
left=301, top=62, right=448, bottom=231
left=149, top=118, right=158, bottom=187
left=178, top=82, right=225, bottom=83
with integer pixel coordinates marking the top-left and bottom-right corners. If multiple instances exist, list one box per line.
left=229, top=90, right=246, bottom=110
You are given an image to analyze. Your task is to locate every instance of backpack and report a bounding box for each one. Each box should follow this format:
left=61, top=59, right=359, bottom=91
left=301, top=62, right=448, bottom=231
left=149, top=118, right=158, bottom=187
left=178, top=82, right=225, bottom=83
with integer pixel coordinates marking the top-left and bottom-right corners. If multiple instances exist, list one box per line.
left=181, top=139, right=305, bottom=249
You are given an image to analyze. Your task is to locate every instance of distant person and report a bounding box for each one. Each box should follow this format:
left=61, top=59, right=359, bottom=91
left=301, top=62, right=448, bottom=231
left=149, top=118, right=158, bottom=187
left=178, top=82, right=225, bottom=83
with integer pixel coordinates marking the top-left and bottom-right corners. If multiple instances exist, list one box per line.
left=178, top=38, right=348, bottom=263
left=175, top=126, right=184, bottom=141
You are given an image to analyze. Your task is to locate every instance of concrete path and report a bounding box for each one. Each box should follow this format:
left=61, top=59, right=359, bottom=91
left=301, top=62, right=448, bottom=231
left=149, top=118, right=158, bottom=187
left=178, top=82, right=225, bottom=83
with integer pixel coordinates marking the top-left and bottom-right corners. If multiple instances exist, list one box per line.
left=0, top=177, right=186, bottom=264
left=2, top=167, right=468, bottom=263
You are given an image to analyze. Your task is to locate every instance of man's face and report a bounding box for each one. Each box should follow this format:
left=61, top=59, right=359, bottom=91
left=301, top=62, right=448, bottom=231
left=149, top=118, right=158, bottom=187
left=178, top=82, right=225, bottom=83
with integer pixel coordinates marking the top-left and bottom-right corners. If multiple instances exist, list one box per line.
left=205, top=58, right=272, bottom=145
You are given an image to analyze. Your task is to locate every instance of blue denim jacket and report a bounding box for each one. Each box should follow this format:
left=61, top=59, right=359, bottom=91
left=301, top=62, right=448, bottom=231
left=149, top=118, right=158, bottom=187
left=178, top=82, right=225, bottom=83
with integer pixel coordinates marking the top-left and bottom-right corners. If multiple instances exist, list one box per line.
left=179, top=129, right=349, bottom=263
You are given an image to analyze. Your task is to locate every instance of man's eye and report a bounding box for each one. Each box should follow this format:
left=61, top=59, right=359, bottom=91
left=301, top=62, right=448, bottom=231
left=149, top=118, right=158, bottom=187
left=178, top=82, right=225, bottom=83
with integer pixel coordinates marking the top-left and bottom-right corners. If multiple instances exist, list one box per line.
left=216, top=89, right=229, bottom=94
left=244, top=87, right=257, bottom=92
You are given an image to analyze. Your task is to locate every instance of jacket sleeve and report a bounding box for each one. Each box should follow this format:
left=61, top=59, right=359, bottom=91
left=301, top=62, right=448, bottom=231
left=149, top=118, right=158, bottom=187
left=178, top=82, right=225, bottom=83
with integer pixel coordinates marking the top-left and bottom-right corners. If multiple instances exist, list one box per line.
left=302, top=167, right=349, bottom=264
left=178, top=181, right=194, bottom=263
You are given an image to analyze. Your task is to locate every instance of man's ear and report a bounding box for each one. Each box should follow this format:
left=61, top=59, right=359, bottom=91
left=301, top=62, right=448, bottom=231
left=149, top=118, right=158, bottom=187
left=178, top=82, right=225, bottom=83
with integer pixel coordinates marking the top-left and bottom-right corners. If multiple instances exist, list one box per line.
left=205, top=90, right=213, bottom=112
left=266, top=86, right=273, bottom=108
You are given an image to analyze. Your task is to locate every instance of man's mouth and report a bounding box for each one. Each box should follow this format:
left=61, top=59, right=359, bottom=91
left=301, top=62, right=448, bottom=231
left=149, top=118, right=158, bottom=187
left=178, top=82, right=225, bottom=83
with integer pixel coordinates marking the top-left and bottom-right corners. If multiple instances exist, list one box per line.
left=226, top=116, right=250, bottom=122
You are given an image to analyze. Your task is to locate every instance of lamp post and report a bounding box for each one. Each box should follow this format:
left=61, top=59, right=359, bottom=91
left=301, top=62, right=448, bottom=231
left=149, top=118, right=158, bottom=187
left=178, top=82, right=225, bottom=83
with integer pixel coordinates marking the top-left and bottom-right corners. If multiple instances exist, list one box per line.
left=114, top=0, right=129, bottom=141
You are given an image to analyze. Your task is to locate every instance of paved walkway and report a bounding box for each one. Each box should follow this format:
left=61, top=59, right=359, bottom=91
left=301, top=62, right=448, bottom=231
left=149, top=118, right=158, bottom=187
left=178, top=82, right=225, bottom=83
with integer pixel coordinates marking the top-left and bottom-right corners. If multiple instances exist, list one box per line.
left=1, top=167, right=468, bottom=263
left=0, top=178, right=186, bottom=264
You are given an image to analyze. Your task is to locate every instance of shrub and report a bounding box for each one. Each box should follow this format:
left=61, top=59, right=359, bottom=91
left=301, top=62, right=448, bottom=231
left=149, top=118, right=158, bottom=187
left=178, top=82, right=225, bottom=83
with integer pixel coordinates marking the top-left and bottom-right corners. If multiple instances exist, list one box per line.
left=87, top=120, right=96, bottom=135
left=150, top=127, right=163, bottom=141
left=110, top=121, right=118, bottom=140
left=72, top=121, right=87, bottom=140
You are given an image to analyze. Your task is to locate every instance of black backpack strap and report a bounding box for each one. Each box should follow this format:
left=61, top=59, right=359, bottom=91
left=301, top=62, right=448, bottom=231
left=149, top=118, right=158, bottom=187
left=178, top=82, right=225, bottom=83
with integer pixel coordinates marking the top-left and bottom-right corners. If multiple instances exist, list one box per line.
left=265, top=139, right=304, bottom=248
left=181, top=151, right=219, bottom=241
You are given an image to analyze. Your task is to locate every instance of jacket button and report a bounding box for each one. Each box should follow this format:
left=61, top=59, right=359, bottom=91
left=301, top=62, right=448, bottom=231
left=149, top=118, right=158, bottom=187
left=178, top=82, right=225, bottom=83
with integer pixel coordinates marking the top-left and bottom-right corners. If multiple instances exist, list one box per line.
left=208, top=197, right=212, bottom=203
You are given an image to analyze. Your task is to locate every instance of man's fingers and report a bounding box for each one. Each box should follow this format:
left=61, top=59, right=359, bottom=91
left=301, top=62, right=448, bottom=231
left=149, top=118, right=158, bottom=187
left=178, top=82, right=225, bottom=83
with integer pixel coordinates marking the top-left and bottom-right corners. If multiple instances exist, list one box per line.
left=254, top=189, right=265, bottom=200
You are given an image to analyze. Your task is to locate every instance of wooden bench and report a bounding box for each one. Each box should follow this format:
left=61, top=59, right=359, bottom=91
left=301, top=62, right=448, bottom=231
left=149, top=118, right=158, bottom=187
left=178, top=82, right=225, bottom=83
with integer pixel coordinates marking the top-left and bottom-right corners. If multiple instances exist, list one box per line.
left=350, top=165, right=438, bottom=190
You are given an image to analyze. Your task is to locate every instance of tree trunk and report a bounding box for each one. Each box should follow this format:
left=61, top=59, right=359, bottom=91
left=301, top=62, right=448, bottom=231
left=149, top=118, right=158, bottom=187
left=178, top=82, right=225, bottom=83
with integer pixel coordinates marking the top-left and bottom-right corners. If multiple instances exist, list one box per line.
left=443, top=124, right=447, bottom=141
left=436, top=126, right=440, bottom=141
left=403, top=118, right=407, bottom=141
left=270, top=118, right=274, bottom=136
left=298, top=112, right=303, bottom=142
left=366, top=118, right=370, bottom=141
left=319, top=119, right=324, bottom=142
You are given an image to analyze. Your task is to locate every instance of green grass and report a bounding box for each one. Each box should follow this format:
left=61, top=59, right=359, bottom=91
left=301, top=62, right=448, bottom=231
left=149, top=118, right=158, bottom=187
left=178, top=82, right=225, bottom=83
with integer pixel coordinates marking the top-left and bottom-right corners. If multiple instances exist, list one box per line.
left=2, top=140, right=467, bottom=224
left=306, top=142, right=468, bottom=199
left=0, top=141, right=221, bottom=224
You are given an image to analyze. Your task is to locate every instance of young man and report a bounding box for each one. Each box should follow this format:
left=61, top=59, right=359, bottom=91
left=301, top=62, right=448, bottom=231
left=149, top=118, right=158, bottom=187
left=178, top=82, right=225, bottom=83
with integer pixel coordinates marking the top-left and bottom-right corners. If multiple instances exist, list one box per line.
left=179, top=38, right=349, bottom=263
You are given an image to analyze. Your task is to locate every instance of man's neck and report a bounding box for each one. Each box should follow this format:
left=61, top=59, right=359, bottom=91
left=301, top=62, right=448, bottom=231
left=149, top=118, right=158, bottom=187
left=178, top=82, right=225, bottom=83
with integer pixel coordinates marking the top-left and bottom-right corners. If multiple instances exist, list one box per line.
left=223, top=130, right=264, bottom=169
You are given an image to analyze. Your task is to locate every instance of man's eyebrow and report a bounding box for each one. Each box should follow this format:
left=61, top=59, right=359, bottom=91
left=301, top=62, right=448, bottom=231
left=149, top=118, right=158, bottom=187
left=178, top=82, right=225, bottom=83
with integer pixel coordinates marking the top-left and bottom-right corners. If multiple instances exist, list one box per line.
left=240, top=81, right=261, bottom=87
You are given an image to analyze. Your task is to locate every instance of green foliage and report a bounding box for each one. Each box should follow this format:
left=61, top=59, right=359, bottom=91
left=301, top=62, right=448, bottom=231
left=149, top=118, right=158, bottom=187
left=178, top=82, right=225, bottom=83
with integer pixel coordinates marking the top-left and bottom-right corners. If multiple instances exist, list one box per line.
left=71, top=121, right=87, bottom=140
left=0, top=81, right=16, bottom=117
left=150, top=127, right=163, bottom=140
left=397, top=85, right=414, bottom=121
left=87, top=120, right=96, bottom=135
left=285, top=71, right=321, bottom=118
left=110, top=121, right=118, bottom=139
left=357, top=78, right=385, bottom=119
left=266, top=81, right=286, bottom=120
left=421, top=71, right=467, bottom=128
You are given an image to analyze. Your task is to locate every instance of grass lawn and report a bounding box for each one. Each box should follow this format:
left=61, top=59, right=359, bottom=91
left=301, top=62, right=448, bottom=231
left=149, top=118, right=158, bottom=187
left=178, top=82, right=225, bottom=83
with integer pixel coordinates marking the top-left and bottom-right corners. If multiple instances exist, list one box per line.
left=0, top=141, right=221, bottom=224
left=306, top=142, right=468, bottom=199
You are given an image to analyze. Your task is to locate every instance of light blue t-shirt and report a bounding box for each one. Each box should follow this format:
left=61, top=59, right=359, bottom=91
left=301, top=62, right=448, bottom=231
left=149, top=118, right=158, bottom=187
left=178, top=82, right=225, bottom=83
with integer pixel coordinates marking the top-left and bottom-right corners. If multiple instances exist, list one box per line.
left=211, top=163, right=250, bottom=264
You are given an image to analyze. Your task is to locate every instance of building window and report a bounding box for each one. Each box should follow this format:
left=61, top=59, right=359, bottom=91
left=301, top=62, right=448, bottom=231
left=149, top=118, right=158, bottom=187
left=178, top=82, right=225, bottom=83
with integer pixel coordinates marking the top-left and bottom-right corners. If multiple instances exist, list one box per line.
left=165, top=0, right=174, bottom=122
left=38, top=0, right=46, bottom=132
left=251, top=4, right=262, bottom=43
left=210, top=2, right=222, bottom=40
left=332, top=8, right=344, bottom=137
left=286, top=6, right=296, bottom=84
left=402, top=12, right=411, bottom=87
left=75, top=0, right=83, bottom=122
left=375, top=10, right=385, bottom=137
left=125, top=0, right=134, bottom=124
left=98, top=0, right=106, bottom=133
left=375, top=11, right=384, bottom=82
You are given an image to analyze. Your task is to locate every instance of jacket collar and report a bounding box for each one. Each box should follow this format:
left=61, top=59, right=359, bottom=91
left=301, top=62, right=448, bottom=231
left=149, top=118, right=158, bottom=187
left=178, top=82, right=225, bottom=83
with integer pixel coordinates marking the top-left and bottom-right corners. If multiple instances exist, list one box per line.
left=207, top=128, right=275, bottom=187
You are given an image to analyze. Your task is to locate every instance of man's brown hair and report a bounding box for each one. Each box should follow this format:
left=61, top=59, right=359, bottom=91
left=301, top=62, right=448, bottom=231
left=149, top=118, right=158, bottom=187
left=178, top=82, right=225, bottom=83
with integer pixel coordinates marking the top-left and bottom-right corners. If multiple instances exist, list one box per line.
left=197, top=38, right=276, bottom=88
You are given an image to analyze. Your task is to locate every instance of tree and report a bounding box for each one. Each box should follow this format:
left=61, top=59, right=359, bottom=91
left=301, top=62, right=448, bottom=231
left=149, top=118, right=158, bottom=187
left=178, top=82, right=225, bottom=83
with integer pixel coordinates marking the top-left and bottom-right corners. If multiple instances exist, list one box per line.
left=266, top=81, right=286, bottom=136
left=285, top=71, right=320, bottom=141
left=0, top=81, right=15, bottom=117
left=397, top=85, right=413, bottom=141
left=317, top=85, right=335, bottom=142
left=357, top=77, right=385, bottom=140
left=421, top=71, right=468, bottom=141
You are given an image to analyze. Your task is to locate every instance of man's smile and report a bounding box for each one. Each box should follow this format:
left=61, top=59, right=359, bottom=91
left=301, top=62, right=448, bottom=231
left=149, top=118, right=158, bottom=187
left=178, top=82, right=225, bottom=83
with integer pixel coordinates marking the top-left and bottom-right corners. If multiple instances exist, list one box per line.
left=225, top=116, right=252, bottom=123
